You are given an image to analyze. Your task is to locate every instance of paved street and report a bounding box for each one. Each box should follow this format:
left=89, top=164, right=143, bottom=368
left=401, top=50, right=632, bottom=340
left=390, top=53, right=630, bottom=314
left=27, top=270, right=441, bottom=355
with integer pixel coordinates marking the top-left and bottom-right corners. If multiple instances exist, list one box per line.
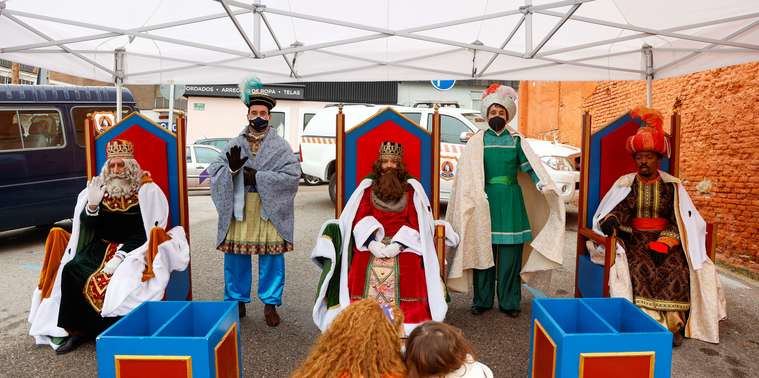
left=0, top=184, right=757, bottom=377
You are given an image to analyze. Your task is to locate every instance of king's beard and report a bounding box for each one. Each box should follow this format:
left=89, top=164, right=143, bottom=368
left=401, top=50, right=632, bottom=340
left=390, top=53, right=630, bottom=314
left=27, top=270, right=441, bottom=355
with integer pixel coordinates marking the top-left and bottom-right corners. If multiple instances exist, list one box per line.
left=373, top=168, right=406, bottom=203
left=104, top=172, right=140, bottom=198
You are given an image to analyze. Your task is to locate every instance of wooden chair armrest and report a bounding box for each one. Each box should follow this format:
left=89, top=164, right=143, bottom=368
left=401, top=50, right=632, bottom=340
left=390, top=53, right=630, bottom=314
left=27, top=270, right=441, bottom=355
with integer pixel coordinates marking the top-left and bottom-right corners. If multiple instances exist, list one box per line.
left=579, top=227, right=609, bottom=245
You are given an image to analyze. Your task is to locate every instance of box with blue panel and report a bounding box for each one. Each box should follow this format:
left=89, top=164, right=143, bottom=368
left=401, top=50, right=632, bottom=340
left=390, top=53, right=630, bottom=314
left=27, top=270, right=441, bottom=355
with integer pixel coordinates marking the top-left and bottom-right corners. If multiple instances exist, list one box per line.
left=528, top=298, right=671, bottom=378
left=96, top=301, right=241, bottom=378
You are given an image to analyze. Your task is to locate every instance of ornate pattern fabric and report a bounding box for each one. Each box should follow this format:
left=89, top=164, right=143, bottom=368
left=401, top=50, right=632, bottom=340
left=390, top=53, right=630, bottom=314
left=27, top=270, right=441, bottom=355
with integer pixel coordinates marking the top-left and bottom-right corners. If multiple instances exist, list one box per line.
left=605, top=176, right=689, bottom=311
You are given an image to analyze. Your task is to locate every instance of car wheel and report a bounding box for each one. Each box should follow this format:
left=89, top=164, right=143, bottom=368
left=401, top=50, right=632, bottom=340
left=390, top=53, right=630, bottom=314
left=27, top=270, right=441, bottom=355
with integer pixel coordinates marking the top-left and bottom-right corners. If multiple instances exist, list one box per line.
left=328, top=173, right=336, bottom=204
left=304, top=175, right=322, bottom=186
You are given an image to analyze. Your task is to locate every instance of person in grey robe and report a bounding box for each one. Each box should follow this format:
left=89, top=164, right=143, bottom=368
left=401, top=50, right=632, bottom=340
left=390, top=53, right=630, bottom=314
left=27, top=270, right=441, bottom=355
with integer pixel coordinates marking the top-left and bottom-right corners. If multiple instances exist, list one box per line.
left=208, top=77, right=300, bottom=327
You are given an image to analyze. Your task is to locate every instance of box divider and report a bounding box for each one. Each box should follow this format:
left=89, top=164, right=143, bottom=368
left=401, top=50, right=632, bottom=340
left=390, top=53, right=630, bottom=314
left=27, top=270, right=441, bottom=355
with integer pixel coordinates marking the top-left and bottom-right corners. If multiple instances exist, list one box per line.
left=151, top=302, right=192, bottom=337
left=579, top=298, right=619, bottom=334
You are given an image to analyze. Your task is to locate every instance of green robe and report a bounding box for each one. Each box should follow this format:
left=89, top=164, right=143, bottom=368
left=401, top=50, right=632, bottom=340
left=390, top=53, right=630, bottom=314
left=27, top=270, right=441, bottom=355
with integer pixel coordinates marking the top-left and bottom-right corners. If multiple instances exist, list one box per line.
left=483, top=128, right=539, bottom=245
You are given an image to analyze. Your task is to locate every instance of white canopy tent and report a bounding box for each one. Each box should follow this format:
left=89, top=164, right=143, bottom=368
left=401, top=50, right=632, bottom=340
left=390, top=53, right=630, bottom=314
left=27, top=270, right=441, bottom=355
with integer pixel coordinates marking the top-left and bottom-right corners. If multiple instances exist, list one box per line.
left=1, top=0, right=758, bottom=89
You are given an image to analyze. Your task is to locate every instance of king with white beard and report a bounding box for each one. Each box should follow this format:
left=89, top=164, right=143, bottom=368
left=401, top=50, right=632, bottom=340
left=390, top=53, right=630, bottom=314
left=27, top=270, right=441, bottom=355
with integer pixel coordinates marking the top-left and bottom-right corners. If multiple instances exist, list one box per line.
left=28, top=139, right=189, bottom=355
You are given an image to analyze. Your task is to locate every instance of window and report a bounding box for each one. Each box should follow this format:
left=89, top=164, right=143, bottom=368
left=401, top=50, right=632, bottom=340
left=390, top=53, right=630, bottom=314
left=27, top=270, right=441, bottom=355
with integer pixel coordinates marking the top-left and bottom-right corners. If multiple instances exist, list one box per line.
left=194, top=146, right=220, bottom=164
left=0, top=110, right=22, bottom=151
left=186, top=147, right=192, bottom=163
left=0, top=109, right=65, bottom=151
left=303, top=113, right=315, bottom=130
left=271, top=112, right=286, bottom=139
left=427, top=114, right=472, bottom=144
left=71, top=107, right=132, bottom=147
left=400, top=112, right=422, bottom=126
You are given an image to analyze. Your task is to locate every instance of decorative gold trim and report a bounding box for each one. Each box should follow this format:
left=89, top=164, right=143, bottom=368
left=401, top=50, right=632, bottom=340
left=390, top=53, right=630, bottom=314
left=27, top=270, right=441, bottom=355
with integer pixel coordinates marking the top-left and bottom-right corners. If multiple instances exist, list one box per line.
left=531, top=319, right=557, bottom=378
left=85, top=115, right=94, bottom=179
left=115, top=355, right=192, bottom=378
left=95, top=111, right=176, bottom=140
left=214, top=323, right=239, bottom=378
left=431, top=108, right=441, bottom=220
left=335, top=106, right=345, bottom=218
left=348, top=106, right=431, bottom=136
left=578, top=351, right=654, bottom=378
left=634, top=296, right=690, bottom=311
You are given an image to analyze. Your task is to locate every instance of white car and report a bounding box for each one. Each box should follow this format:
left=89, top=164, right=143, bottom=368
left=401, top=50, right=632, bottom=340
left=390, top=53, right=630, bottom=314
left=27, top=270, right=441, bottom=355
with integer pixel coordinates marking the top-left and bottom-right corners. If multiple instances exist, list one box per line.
left=186, top=144, right=222, bottom=190
left=299, top=104, right=580, bottom=204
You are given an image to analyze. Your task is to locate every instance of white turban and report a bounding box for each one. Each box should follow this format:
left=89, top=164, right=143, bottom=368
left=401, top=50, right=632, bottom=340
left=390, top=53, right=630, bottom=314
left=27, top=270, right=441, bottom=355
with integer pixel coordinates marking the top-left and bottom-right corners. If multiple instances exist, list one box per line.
left=480, top=84, right=518, bottom=123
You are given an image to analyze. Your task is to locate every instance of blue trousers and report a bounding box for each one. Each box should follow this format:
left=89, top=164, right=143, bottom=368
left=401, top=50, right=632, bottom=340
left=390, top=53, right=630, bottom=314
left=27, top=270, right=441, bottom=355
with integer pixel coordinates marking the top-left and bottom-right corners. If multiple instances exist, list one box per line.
left=224, top=253, right=285, bottom=306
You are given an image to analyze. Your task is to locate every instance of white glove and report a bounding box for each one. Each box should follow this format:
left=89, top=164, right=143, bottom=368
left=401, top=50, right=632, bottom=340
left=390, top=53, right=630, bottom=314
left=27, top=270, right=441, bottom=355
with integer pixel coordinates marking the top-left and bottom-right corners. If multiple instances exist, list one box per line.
left=87, top=176, right=106, bottom=208
left=380, top=242, right=402, bottom=258
left=102, top=254, right=124, bottom=275
left=368, top=240, right=386, bottom=258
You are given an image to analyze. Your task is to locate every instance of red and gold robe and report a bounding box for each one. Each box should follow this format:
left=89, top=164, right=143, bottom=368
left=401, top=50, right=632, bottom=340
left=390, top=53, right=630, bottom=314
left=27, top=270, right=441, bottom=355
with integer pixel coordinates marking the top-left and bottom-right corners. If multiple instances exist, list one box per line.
left=347, top=187, right=431, bottom=325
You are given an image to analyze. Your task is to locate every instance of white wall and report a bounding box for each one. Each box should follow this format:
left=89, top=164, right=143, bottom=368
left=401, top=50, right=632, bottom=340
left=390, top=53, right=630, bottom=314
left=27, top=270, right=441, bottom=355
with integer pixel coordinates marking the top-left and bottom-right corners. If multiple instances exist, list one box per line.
left=186, top=97, right=331, bottom=151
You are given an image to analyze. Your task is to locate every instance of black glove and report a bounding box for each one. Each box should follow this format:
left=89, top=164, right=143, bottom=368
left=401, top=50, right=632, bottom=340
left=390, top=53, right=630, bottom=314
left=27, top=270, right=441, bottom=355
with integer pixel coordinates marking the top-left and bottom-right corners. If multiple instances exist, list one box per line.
left=226, top=145, right=248, bottom=172
left=243, top=167, right=257, bottom=187
left=600, top=217, right=619, bottom=236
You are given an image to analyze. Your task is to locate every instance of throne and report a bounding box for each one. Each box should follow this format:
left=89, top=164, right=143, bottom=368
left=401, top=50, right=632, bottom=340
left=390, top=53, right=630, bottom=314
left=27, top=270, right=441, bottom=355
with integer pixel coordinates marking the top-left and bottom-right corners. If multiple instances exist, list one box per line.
left=84, top=112, right=192, bottom=300
left=574, top=111, right=716, bottom=298
left=335, top=105, right=447, bottom=276
left=313, top=106, right=448, bottom=313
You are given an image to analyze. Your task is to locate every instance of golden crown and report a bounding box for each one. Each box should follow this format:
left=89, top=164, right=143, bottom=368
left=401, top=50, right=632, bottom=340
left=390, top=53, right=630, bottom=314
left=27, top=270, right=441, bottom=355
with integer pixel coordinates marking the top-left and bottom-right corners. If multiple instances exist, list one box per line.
left=379, top=141, right=403, bottom=160
left=106, top=139, right=135, bottom=159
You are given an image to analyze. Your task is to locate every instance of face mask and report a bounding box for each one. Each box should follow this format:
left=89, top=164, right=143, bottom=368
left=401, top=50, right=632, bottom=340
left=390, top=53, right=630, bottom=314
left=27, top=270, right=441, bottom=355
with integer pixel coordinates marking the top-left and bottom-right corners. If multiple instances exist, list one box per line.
left=488, top=116, right=506, bottom=132
left=249, top=117, right=269, bottom=130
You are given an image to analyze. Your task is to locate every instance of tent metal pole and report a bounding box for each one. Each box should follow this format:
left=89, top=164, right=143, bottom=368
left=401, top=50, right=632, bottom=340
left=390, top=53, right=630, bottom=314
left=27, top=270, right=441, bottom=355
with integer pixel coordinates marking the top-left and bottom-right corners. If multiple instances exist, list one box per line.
left=253, top=0, right=261, bottom=48
left=168, top=81, right=175, bottom=134
left=114, top=48, right=126, bottom=122
left=312, top=50, right=470, bottom=77
left=536, top=9, right=759, bottom=51
left=527, top=3, right=581, bottom=58
left=260, top=12, right=298, bottom=78
left=478, top=14, right=525, bottom=77
left=537, top=12, right=759, bottom=57
left=485, top=49, right=644, bottom=76
left=300, top=48, right=462, bottom=78
left=128, top=62, right=291, bottom=79
left=3, top=13, right=115, bottom=76
left=643, top=45, right=654, bottom=107
left=657, top=20, right=759, bottom=73
left=524, top=0, right=533, bottom=57
left=1, top=8, right=250, bottom=53
left=217, top=0, right=261, bottom=58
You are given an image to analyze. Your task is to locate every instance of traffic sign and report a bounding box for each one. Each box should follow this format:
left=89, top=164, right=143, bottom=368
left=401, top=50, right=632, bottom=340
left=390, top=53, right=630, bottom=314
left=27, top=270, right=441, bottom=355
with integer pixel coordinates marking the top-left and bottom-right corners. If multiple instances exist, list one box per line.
left=431, top=80, right=456, bottom=91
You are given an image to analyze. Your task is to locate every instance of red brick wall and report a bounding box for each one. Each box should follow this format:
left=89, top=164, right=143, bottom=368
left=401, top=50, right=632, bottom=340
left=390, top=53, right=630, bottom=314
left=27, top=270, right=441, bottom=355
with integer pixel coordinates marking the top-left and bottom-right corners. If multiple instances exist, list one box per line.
left=521, top=62, right=759, bottom=273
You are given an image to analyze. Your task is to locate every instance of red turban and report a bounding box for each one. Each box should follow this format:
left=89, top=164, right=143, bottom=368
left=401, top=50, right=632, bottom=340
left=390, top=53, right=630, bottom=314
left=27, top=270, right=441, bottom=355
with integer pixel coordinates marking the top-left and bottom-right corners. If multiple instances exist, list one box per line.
left=626, top=106, right=669, bottom=157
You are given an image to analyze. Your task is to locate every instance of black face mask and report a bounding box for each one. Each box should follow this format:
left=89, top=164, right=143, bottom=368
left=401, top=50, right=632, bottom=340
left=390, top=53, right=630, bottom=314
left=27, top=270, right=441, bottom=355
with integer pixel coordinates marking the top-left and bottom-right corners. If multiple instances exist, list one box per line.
left=249, top=117, right=269, bottom=131
left=488, top=116, right=506, bottom=132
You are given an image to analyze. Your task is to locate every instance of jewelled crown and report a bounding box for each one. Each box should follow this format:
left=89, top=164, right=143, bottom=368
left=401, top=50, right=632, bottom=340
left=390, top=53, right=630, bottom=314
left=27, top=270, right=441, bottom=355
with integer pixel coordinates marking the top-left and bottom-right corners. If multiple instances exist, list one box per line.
left=106, top=139, right=135, bottom=159
left=379, top=141, right=403, bottom=160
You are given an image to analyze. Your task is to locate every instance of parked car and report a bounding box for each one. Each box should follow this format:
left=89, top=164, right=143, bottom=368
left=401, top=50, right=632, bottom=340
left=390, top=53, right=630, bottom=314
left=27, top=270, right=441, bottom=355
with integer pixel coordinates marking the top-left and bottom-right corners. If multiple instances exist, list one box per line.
left=299, top=104, right=581, bottom=205
left=186, top=144, right=222, bottom=190
left=194, top=137, right=230, bottom=151
left=0, top=85, right=136, bottom=232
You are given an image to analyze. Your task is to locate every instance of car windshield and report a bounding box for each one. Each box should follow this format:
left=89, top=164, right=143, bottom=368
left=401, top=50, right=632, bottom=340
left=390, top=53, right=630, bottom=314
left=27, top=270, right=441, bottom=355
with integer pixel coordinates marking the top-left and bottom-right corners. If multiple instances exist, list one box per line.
left=462, top=113, right=488, bottom=130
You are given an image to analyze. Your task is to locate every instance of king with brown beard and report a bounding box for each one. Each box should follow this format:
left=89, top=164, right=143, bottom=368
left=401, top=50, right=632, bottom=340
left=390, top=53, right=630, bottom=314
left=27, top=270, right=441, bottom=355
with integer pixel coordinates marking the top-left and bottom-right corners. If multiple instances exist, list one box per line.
left=311, top=141, right=454, bottom=333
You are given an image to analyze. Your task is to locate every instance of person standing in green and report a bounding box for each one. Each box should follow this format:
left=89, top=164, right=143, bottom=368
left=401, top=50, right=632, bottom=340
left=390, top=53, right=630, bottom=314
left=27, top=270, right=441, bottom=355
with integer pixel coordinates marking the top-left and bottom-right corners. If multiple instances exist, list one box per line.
left=446, top=84, right=565, bottom=318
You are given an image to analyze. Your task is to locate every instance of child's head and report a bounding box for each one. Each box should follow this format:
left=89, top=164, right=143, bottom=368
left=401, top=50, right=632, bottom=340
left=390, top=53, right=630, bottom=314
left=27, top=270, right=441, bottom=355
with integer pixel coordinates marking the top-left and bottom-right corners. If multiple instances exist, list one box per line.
left=405, top=321, right=474, bottom=378
left=292, top=299, right=406, bottom=378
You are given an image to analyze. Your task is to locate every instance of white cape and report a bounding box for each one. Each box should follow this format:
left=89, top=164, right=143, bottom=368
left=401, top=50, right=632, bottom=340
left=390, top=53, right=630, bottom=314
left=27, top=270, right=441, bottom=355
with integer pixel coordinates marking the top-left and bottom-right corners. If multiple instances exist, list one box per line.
left=28, top=183, right=190, bottom=348
left=445, top=128, right=566, bottom=293
left=310, top=178, right=458, bottom=334
left=591, top=171, right=727, bottom=343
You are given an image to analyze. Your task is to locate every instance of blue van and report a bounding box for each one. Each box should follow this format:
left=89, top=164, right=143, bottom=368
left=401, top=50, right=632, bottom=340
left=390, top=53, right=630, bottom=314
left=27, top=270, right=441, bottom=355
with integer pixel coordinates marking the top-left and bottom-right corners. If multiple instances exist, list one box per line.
left=0, top=85, right=136, bottom=231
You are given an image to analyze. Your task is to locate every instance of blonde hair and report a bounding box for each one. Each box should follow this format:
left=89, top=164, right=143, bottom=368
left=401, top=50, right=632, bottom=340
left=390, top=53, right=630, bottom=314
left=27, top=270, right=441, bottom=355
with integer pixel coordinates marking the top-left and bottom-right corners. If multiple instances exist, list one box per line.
left=405, top=322, right=475, bottom=378
left=292, top=299, right=407, bottom=378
